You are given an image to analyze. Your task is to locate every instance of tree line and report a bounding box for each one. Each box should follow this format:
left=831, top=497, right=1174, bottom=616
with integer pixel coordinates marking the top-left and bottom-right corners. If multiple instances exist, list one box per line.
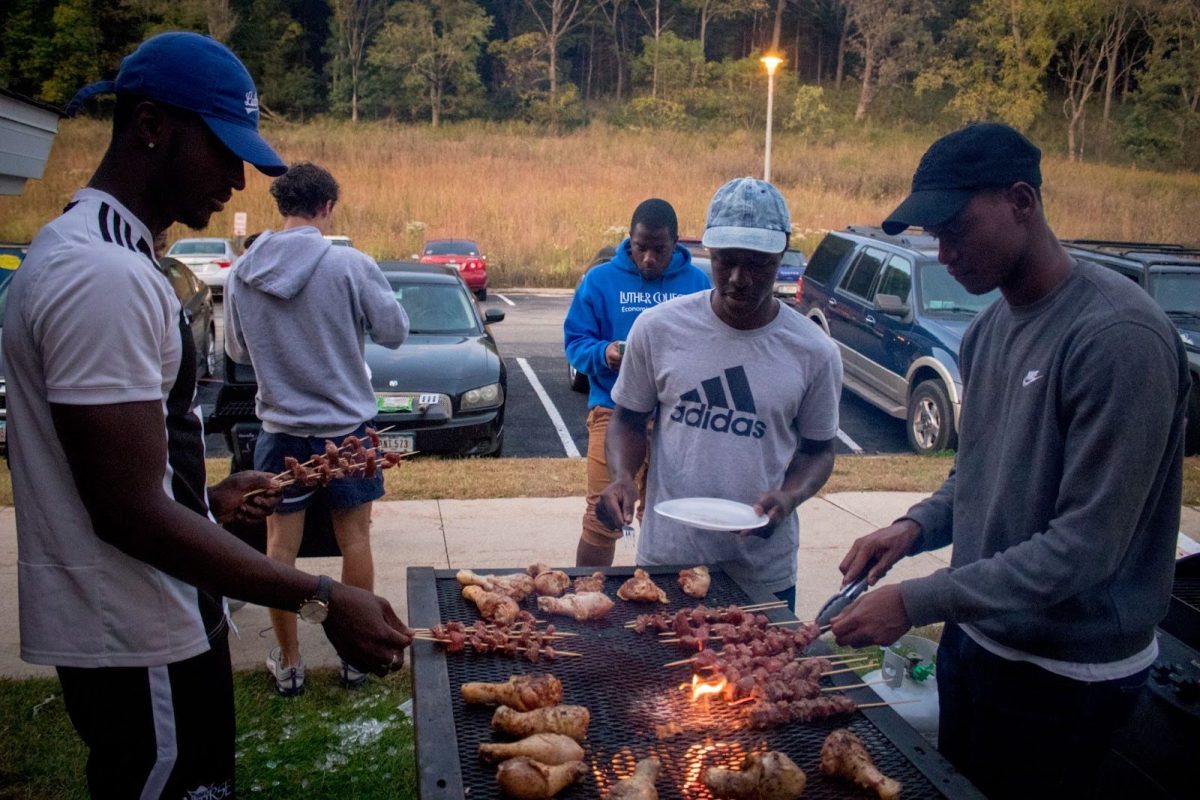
left=2, top=0, right=1197, bottom=166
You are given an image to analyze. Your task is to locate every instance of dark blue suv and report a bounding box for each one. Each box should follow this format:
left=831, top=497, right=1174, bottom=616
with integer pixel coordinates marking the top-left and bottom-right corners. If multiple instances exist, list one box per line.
left=797, top=227, right=1000, bottom=454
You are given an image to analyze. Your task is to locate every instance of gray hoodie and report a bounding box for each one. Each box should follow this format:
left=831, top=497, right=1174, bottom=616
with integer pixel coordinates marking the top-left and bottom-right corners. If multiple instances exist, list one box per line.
left=224, top=226, right=408, bottom=436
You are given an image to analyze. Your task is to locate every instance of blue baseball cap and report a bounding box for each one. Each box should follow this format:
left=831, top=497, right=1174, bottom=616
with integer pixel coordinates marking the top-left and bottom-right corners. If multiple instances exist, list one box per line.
left=701, top=177, right=792, bottom=254
left=66, top=32, right=287, bottom=177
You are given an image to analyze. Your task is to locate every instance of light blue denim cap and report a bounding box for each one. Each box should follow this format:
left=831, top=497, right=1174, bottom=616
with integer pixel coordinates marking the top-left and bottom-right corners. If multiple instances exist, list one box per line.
left=701, top=177, right=791, bottom=254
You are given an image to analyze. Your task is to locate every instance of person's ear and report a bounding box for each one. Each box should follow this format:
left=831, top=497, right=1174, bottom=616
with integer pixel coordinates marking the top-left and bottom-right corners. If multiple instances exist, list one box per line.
left=1007, top=182, right=1038, bottom=223
left=131, top=101, right=169, bottom=153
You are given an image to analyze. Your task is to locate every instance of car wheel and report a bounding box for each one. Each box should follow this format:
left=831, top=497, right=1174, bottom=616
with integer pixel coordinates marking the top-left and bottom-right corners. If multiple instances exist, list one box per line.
left=476, top=287, right=487, bottom=301
left=488, top=431, right=504, bottom=457
left=568, top=362, right=589, bottom=393
left=201, top=324, right=217, bottom=378
left=907, top=380, right=957, bottom=455
left=1186, top=379, right=1200, bottom=456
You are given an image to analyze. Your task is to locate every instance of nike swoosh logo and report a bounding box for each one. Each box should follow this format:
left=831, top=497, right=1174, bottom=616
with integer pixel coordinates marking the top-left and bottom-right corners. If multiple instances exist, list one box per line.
left=1023, top=372, right=1043, bottom=387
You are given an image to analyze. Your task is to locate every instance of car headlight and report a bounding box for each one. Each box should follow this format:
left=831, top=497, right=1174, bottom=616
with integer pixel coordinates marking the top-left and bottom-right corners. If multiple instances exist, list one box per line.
left=460, top=382, right=503, bottom=411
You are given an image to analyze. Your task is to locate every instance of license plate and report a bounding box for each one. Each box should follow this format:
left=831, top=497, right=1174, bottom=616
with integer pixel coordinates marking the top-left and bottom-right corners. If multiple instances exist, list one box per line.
left=377, top=395, right=414, bottom=412
left=379, top=433, right=414, bottom=453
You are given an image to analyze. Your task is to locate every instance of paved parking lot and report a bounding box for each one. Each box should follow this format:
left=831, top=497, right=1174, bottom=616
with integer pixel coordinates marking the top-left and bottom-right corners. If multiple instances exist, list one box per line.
left=198, top=290, right=911, bottom=460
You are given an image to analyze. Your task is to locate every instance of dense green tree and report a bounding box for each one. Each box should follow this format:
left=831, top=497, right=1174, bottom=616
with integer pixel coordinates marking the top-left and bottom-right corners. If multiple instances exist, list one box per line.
left=231, top=0, right=319, bottom=117
left=329, top=0, right=388, bottom=122
left=843, top=0, right=932, bottom=122
left=631, top=31, right=708, bottom=102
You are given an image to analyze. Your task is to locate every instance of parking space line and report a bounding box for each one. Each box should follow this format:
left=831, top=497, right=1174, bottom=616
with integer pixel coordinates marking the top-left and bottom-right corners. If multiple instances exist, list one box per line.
left=494, top=293, right=516, bottom=307
left=836, top=428, right=863, bottom=454
left=516, top=357, right=582, bottom=458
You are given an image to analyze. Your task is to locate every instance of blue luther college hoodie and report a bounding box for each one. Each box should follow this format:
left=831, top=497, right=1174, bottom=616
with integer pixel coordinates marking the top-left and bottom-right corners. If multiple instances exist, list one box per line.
left=224, top=226, right=409, bottom=436
left=564, top=239, right=711, bottom=409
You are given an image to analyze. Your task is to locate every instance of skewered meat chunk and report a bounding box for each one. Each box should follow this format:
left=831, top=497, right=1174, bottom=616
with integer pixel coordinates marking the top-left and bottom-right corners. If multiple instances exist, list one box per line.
left=492, top=704, right=591, bottom=741
left=461, top=673, right=563, bottom=711
left=497, top=757, right=587, bottom=799
left=463, top=585, right=521, bottom=625
left=608, top=757, right=661, bottom=799
left=457, top=569, right=535, bottom=601
left=819, top=728, right=901, bottom=800
left=479, top=733, right=584, bottom=766
left=678, top=566, right=711, bottom=598
left=537, top=592, right=614, bottom=621
left=574, top=571, right=606, bottom=593
left=617, top=569, right=668, bottom=603
left=704, top=752, right=807, bottom=800
left=529, top=565, right=571, bottom=597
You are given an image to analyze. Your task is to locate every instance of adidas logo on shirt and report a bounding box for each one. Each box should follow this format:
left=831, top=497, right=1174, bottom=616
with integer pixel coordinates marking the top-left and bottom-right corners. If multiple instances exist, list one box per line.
left=669, top=366, right=766, bottom=439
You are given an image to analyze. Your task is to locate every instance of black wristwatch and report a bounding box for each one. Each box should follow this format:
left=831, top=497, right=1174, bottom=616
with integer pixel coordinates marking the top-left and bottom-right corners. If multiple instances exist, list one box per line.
left=298, top=575, right=333, bottom=624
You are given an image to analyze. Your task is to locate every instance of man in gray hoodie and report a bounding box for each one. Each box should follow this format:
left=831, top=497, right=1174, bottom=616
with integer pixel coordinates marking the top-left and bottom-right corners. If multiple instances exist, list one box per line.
left=225, top=162, right=409, bottom=695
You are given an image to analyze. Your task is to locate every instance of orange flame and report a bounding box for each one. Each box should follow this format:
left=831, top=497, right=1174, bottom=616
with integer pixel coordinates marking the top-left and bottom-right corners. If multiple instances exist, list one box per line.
left=690, top=673, right=728, bottom=702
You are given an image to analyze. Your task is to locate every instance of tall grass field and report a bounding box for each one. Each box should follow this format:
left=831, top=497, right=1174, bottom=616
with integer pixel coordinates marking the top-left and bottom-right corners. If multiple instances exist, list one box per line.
left=3, top=119, right=1198, bottom=285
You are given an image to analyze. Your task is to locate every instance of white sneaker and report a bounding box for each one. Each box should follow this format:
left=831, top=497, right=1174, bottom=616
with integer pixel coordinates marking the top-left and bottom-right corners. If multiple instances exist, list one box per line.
left=266, top=647, right=305, bottom=697
left=341, top=660, right=368, bottom=689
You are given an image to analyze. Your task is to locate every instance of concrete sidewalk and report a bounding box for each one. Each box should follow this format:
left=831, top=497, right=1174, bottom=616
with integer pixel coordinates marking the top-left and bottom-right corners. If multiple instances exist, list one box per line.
left=3, top=494, right=1199, bottom=679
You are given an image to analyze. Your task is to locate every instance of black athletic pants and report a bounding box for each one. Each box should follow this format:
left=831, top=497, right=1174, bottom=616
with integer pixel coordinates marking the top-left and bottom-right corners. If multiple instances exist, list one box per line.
left=57, top=631, right=235, bottom=800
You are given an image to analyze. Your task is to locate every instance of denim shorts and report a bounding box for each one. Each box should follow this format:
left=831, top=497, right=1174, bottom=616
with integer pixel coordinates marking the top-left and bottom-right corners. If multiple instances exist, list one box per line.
left=253, top=423, right=385, bottom=513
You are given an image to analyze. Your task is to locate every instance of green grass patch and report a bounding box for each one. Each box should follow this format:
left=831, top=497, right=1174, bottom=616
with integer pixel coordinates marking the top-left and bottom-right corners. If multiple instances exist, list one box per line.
left=0, top=669, right=417, bottom=799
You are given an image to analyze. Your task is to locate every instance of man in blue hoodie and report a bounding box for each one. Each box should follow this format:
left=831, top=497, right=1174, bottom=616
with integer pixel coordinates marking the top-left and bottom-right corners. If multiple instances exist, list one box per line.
left=564, top=199, right=711, bottom=566
left=225, top=162, right=410, bottom=695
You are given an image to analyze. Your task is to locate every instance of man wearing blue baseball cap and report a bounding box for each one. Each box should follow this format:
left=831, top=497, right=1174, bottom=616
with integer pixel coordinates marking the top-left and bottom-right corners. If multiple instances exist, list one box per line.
left=831, top=123, right=1188, bottom=796
left=6, top=32, right=412, bottom=797
left=597, top=177, right=842, bottom=606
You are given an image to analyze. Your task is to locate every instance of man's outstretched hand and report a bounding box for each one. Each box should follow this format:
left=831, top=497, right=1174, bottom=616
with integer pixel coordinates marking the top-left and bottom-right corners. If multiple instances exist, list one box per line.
left=209, top=471, right=281, bottom=525
left=323, top=582, right=414, bottom=676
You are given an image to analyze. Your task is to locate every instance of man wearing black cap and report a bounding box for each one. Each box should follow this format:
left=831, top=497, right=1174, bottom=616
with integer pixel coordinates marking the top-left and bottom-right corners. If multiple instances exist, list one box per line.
left=6, top=33, right=412, bottom=797
left=830, top=123, right=1188, bottom=796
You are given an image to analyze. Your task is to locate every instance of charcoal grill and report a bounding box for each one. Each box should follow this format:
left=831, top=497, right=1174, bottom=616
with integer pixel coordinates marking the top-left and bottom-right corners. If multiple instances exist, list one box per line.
left=408, top=565, right=984, bottom=799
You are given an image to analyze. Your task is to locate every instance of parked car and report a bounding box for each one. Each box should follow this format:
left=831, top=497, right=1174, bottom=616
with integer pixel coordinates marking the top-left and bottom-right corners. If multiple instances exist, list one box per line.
left=208, top=262, right=507, bottom=470
left=420, top=238, right=488, bottom=300
left=0, top=255, right=214, bottom=455
left=1063, top=239, right=1200, bottom=454
left=796, top=226, right=1000, bottom=454
left=324, top=234, right=353, bottom=247
left=774, top=248, right=808, bottom=307
left=166, top=237, right=237, bottom=296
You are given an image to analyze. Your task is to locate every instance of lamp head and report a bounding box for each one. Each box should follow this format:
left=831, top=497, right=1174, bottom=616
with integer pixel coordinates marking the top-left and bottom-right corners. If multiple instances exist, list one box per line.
left=760, top=54, right=783, bottom=76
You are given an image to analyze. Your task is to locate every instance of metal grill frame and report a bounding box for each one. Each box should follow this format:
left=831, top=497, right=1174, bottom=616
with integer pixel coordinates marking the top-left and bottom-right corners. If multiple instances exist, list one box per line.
left=408, top=565, right=984, bottom=799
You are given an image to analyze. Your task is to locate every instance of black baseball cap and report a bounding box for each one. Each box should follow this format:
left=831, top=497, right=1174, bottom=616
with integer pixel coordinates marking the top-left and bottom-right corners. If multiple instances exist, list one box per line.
left=882, top=123, right=1041, bottom=235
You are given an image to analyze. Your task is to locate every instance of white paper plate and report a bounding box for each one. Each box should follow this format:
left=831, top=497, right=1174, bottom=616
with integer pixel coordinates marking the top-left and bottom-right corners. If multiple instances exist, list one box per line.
left=654, top=497, right=770, bottom=532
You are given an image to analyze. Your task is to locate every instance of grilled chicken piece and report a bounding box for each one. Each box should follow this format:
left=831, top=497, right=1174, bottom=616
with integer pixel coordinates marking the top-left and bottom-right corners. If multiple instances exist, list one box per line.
left=537, top=591, right=615, bottom=621
left=497, top=757, right=587, bottom=799
left=461, top=673, right=563, bottom=711
left=457, top=569, right=535, bottom=601
left=574, top=571, right=606, bottom=593
left=528, top=565, right=571, bottom=597
left=704, top=751, right=807, bottom=800
left=608, top=757, right=661, bottom=799
left=492, top=704, right=591, bottom=741
left=678, top=566, right=711, bottom=598
left=463, top=585, right=521, bottom=625
left=617, top=569, right=668, bottom=603
left=479, top=733, right=584, bottom=766
left=820, top=728, right=901, bottom=800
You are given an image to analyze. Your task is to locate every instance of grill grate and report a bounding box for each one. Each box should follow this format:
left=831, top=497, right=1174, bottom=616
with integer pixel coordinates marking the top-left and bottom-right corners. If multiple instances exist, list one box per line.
left=414, top=567, right=971, bottom=799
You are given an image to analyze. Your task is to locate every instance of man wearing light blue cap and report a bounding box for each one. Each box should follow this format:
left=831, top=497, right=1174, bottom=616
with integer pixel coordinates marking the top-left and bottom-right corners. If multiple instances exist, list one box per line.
left=7, top=32, right=413, bottom=797
left=596, top=177, right=843, bottom=605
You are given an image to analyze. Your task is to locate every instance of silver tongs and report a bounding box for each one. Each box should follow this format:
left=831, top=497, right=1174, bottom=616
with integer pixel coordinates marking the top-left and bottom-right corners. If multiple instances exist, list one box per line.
left=815, top=573, right=871, bottom=628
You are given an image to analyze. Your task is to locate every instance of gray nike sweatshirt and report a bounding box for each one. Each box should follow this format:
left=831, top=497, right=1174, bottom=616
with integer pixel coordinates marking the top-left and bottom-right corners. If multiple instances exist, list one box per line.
left=898, top=261, right=1188, bottom=663
left=224, top=226, right=408, bottom=436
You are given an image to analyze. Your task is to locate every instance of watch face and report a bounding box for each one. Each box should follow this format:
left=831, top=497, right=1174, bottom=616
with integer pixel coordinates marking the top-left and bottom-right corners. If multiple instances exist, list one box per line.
left=299, top=601, right=328, bottom=624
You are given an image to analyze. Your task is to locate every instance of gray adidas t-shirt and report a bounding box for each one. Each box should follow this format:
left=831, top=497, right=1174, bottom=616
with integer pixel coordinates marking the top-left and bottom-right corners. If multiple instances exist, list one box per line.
left=612, top=291, right=842, bottom=593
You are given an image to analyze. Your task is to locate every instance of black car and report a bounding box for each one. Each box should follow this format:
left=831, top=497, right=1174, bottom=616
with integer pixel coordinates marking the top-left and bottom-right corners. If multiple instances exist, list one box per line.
left=209, top=262, right=507, bottom=469
left=0, top=255, right=215, bottom=454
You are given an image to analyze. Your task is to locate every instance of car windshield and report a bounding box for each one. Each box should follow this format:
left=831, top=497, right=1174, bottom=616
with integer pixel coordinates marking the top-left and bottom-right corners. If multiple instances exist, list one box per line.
left=423, top=240, right=478, bottom=256
left=0, top=278, right=11, bottom=328
left=391, top=281, right=478, bottom=334
left=169, top=241, right=226, bottom=255
left=1151, top=271, right=1200, bottom=320
left=919, top=262, right=1000, bottom=315
left=781, top=250, right=805, bottom=268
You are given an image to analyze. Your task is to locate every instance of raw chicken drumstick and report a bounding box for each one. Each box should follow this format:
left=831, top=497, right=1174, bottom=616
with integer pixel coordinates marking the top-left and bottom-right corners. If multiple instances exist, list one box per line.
left=608, top=757, right=661, bottom=799
left=479, top=733, right=584, bottom=766
left=819, top=728, right=902, bottom=800
left=457, top=569, right=535, bottom=601
left=497, top=756, right=587, bottom=799
left=527, top=563, right=572, bottom=597
left=461, top=673, right=563, bottom=711
left=678, top=566, right=711, bottom=598
left=537, top=591, right=615, bottom=621
left=574, top=571, right=606, bottom=593
left=492, top=704, right=591, bottom=741
left=463, top=585, right=521, bottom=625
left=617, top=569, right=668, bottom=603
left=704, top=751, right=808, bottom=800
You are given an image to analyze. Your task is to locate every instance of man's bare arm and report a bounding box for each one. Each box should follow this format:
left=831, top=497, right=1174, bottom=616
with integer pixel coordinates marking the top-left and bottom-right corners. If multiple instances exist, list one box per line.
left=595, top=405, right=653, bottom=529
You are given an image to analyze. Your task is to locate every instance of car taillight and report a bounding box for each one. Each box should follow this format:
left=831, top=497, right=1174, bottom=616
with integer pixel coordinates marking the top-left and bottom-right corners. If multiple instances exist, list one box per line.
left=797, top=276, right=804, bottom=295
left=216, top=260, right=232, bottom=268
left=463, top=259, right=482, bottom=271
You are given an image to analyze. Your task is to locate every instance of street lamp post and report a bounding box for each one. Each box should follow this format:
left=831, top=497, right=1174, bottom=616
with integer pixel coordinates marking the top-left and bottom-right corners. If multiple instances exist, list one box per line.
left=760, top=54, right=783, bottom=184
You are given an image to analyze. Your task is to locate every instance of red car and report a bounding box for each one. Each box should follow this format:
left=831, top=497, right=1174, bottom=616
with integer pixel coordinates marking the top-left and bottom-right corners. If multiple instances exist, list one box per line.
left=419, top=238, right=488, bottom=300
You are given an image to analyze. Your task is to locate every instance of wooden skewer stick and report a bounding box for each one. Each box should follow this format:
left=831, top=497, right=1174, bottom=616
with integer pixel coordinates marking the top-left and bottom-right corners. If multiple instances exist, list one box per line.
left=627, top=601, right=790, bottom=629
left=822, top=680, right=887, bottom=692
left=858, top=699, right=920, bottom=710
left=662, top=652, right=868, bottom=669
left=821, top=662, right=878, bottom=677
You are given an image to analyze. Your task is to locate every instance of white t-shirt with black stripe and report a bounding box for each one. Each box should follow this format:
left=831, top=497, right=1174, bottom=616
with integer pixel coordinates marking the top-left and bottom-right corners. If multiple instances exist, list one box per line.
left=6, top=188, right=219, bottom=668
